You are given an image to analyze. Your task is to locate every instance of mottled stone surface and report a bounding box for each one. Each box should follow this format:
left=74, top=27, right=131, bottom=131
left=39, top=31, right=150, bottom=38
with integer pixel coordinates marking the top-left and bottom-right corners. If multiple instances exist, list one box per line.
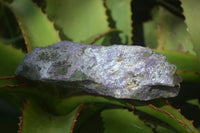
left=15, top=41, right=181, bottom=100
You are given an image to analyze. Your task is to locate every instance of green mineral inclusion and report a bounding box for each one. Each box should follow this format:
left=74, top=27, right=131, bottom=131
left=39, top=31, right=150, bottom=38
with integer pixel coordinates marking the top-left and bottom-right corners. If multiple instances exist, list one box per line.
left=69, top=70, right=93, bottom=81
left=37, top=51, right=60, bottom=62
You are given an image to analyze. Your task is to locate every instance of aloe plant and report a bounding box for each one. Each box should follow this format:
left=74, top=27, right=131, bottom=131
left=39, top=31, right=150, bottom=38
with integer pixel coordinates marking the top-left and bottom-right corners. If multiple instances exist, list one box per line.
left=0, top=0, right=200, bottom=132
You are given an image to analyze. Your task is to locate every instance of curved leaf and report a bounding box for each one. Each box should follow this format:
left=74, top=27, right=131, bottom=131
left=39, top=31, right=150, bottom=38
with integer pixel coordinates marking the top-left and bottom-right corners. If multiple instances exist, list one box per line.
left=143, top=11, right=158, bottom=49
left=144, top=7, right=194, bottom=55
left=46, top=0, right=109, bottom=44
left=130, top=100, right=199, bottom=133
left=0, top=85, right=125, bottom=116
left=6, top=0, right=60, bottom=52
left=155, top=125, right=177, bottom=133
left=101, top=109, right=153, bottom=133
left=151, top=100, right=198, bottom=132
left=105, top=0, right=132, bottom=45
left=73, top=103, right=105, bottom=133
left=0, top=43, right=24, bottom=76
left=0, top=85, right=59, bottom=112
left=82, top=28, right=122, bottom=45
left=186, top=99, right=200, bottom=110
left=20, top=99, right=83, bottom=133
left=180, top=0, right=200, bottom=60
left=155, top=49, right=200, bottom=83
left=55, top=95, right=125, bottom=115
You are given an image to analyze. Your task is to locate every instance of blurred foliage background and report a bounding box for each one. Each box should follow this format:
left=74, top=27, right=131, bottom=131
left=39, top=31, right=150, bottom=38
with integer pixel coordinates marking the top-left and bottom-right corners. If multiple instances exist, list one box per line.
left=0, top=0, right=200, bottom=132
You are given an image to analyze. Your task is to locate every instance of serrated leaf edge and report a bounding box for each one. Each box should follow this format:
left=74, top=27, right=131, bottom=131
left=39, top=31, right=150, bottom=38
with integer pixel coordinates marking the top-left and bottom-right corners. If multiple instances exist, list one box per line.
left=3, top=2, right=31, bottom=52
left=177, top=70, right=200, bottom=75
left=148, top=104, right=194, bottom=133
left=17, top=102, right=27, bottom=133
left=88, top=28, right=122, bottom=44
left=0, top=84, right=27, bottom=90
left=32, top=2, right=61, bottom=43
left=159, top=100, right=197, bottom=129
left=0, top=76, right=18, bottom=80
left=103, top=0, right=133, bottom=45
left=4, top=0, right=61, bottom=53
left=70, top=103, right=84, bottom=133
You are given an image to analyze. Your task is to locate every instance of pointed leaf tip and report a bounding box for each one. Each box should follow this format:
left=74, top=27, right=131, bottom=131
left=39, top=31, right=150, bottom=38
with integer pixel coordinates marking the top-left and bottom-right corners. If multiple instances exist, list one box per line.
left=6, top=0, right=60, bottom=51
left=101, top=109, right=153, bottom=133
left=21, top=99, right=84, bottom=133
left=105, top=0, right=133, bottom=45
left=180, top=0, right=200, bottom=60
left=46, top=0, right=109, bottom=44
left=70, top=103, right=84, bottom=133
left=132, top=100, right=199, bottom=133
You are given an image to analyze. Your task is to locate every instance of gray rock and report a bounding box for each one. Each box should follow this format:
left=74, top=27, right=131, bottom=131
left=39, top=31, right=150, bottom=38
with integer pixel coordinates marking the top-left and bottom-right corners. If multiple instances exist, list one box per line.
left=15, top=41, right=181, bottom=100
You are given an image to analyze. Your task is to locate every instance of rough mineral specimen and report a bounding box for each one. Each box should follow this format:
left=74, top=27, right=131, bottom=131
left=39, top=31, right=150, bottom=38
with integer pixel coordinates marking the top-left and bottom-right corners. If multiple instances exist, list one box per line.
left=15, top=41, right=181, bottom=100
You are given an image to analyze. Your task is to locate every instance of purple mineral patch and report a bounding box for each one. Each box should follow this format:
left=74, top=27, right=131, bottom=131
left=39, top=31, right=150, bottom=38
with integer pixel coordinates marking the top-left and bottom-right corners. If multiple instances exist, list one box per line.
left=15, top=41, right=181, bottom=100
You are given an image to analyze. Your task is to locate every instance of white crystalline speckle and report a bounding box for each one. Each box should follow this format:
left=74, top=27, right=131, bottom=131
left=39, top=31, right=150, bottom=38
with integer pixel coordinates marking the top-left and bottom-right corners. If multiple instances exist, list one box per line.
left=39, top=62, right=52, bottom=79
left=15, top=41, right=182, bottom=100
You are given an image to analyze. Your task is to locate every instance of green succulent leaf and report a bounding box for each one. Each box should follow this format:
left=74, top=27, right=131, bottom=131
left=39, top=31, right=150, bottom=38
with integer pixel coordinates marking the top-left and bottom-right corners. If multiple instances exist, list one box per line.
left=0, top=85, right=125, bottom=116
left=186, top=99, right=200, bottom=110
left=46, top=0, right=109, bottom=45
left=143, top=11, right=158, bottom=49
left=0, top=85, right=60, bottom=112
left=20, top=99, right=83, bottom=133
left=55, top=95, right=125, bottom=115
left=131, top=100, right=199, bottom=133
left=144, top=7, right=194, bottom=55
left=6, top=0, right=60, bottom=52
left=143, top=6, right=200, bottom=83
left=73, top=103, right=106, bottom=133
left=0, top=77, right=16, bottom=88
left=82, top=28, right=122, bottom=45
left=151, top=100, right=198, bottom=133
left=0, top=43, right=24, bottom=76
left=105, top=0, right=132, bottom=45
left=155, top=49, right=200, bottom=83
left=101, top=108, right=153, bottom=133
left=155, top=125, right=177, bottom=133
left=180, top=0, right=200, bottom=60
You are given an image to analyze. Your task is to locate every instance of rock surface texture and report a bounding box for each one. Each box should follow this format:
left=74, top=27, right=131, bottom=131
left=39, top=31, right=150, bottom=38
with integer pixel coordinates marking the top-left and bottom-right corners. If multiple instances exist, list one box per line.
left=15, top=41, right=181, bottom=100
